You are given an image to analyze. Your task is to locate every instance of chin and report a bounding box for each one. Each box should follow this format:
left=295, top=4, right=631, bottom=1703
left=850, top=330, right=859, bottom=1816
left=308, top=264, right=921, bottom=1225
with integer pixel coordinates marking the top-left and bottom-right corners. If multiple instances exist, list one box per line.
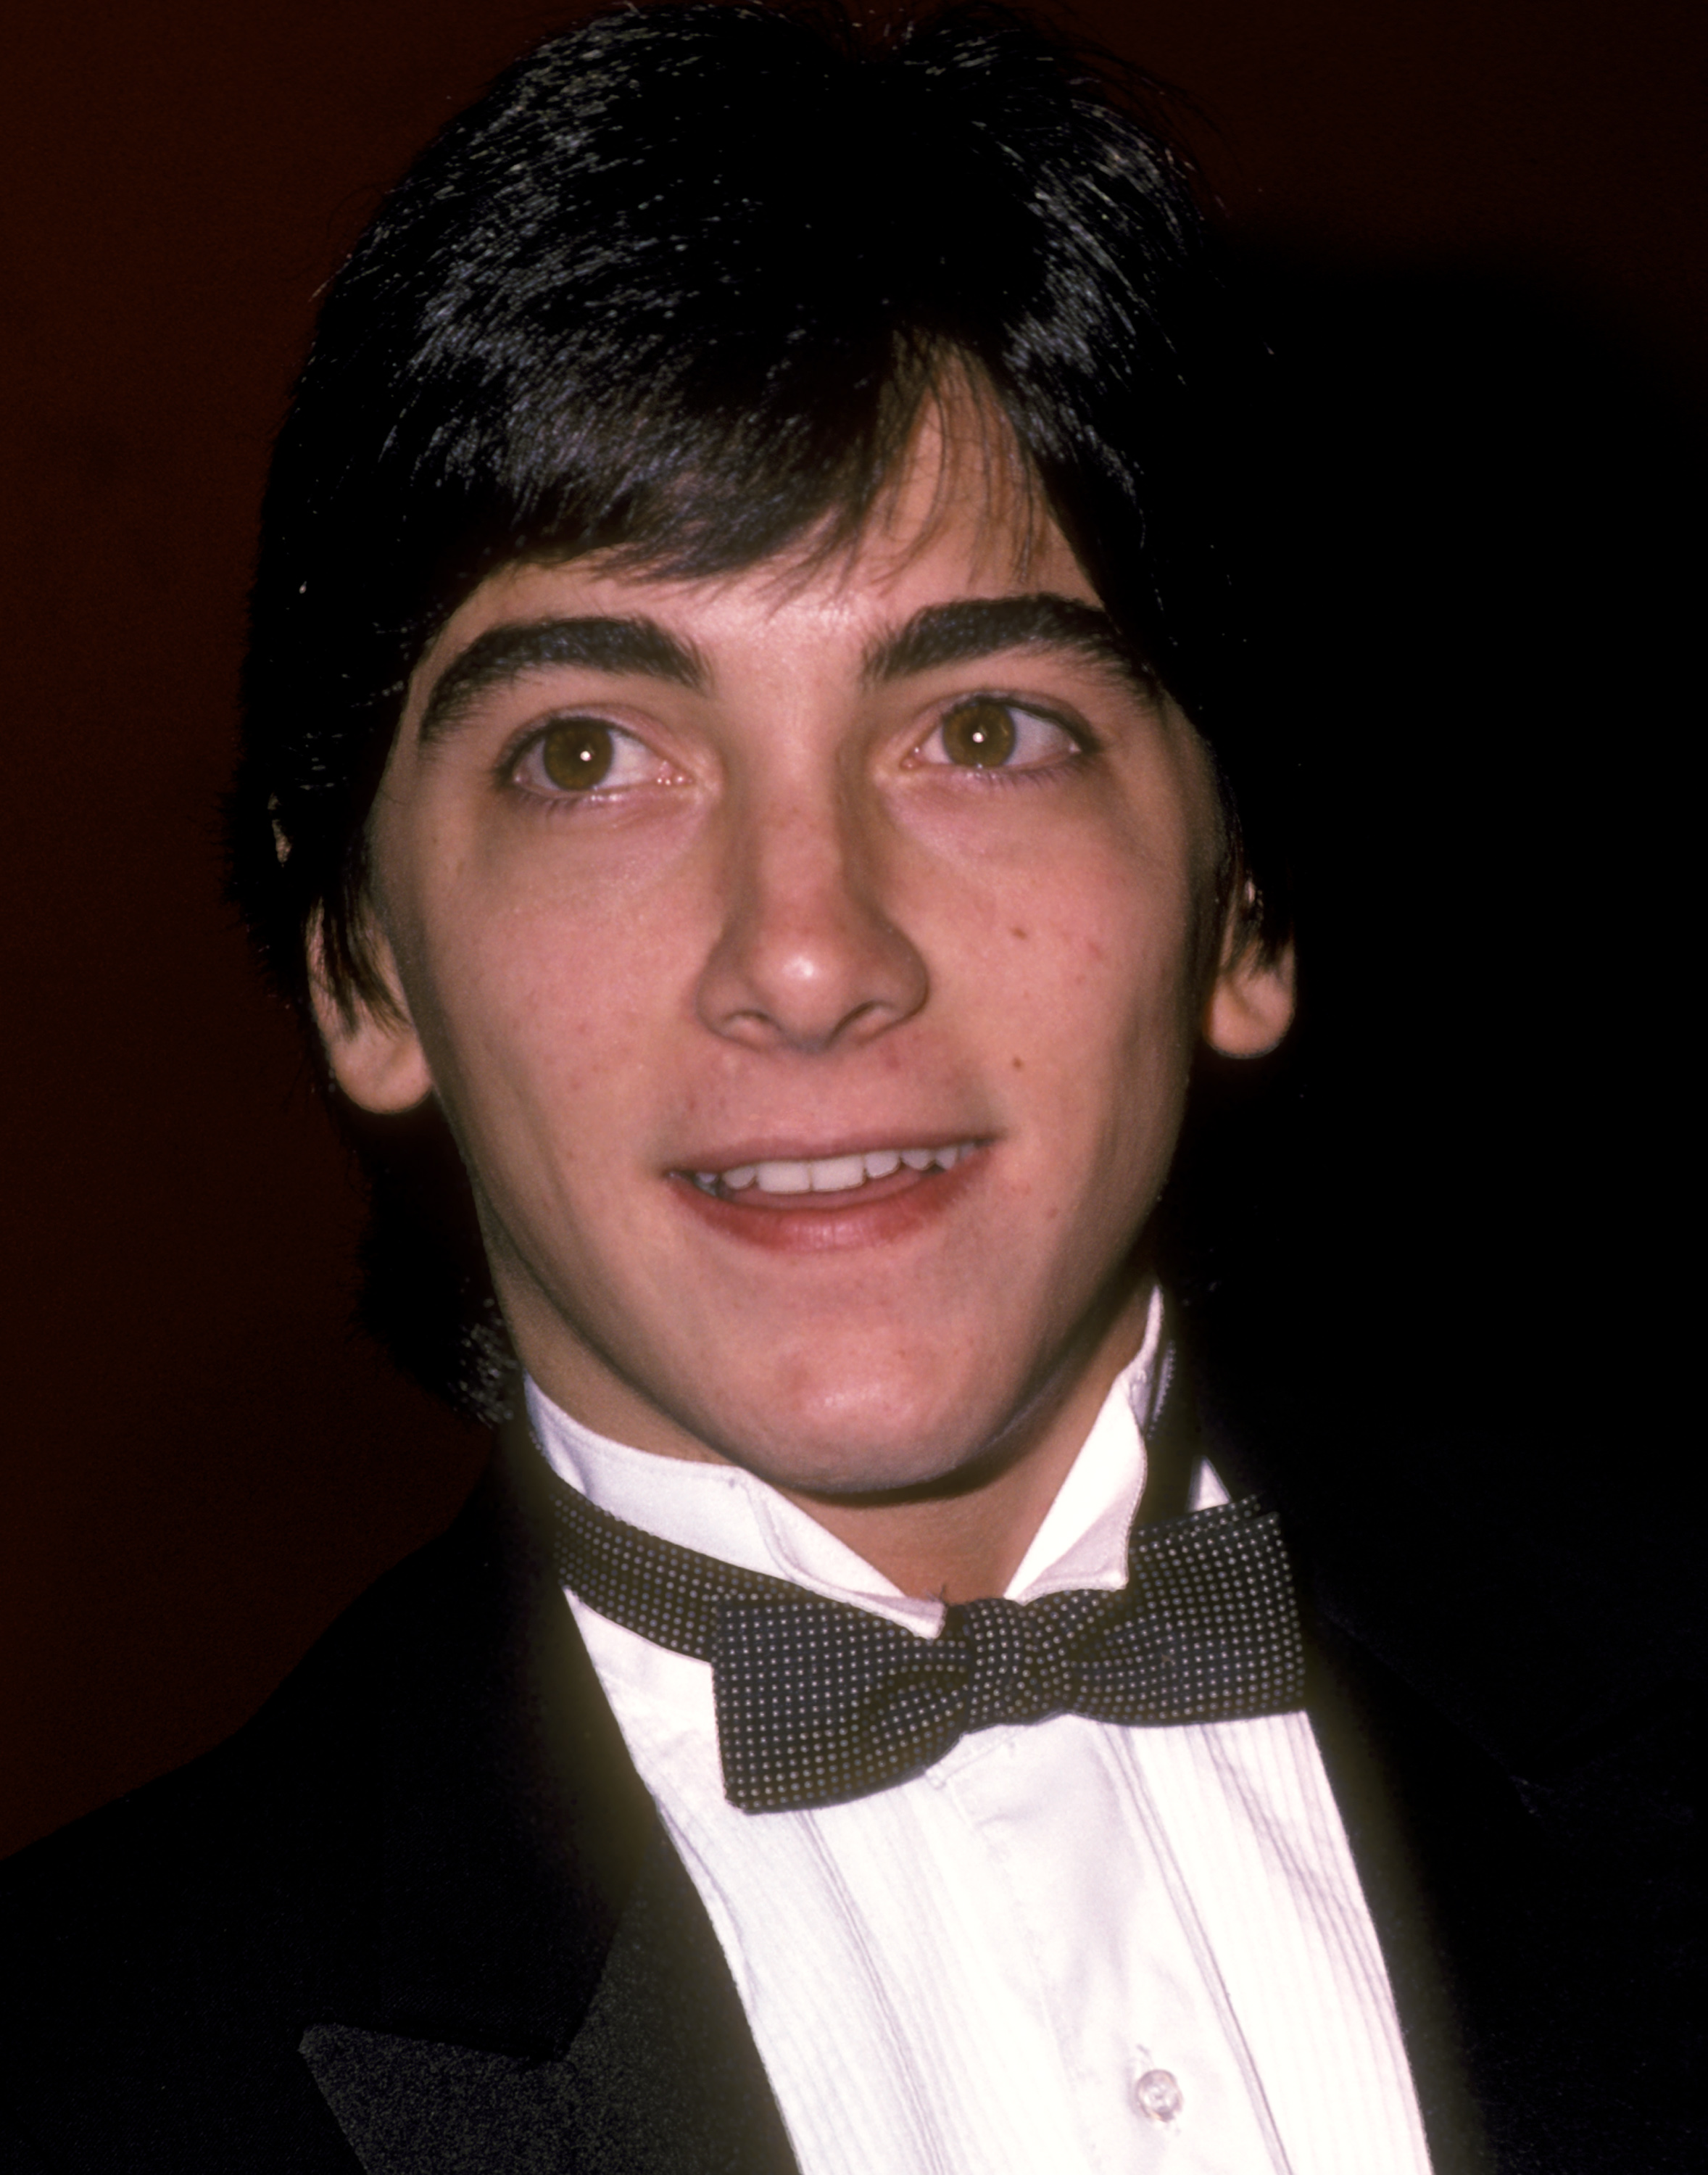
left=707, top=1385, right=1011, bottom=1503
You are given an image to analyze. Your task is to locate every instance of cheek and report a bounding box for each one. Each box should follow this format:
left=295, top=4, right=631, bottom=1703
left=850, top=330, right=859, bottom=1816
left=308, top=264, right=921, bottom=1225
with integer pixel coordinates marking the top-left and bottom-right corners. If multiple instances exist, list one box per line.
left=995, top=881, right=1203, bottom=1229
left=977, top=839, right=1201, bottom=1051
left=399, top=870, right=671, bottom=1153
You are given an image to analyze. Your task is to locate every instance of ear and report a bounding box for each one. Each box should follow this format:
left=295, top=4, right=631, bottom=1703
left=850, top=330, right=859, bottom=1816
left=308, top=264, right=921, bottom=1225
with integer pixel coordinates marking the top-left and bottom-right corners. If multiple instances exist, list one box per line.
left=308, top=914, right=435, bottom=1114
left=1202, top=916, right=1296, bottom=1059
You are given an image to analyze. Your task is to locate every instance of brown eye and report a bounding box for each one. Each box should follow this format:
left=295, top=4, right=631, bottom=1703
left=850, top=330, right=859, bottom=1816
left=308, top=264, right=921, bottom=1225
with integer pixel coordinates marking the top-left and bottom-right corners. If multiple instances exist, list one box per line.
left=940, top=700, right=1018, bottom=768
left=539, top=717, right=615, bottom=790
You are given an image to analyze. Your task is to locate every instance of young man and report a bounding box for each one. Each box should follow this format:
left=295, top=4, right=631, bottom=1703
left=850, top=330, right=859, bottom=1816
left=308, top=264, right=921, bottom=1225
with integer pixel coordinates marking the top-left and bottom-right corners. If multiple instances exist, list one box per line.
left=0, top=7, right=1692, bottom=2172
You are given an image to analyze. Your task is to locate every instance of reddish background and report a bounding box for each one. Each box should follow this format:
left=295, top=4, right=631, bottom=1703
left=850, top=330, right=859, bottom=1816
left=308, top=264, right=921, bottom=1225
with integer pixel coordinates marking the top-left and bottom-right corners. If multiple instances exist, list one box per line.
left=3, top=0, right=1703, bottom=1856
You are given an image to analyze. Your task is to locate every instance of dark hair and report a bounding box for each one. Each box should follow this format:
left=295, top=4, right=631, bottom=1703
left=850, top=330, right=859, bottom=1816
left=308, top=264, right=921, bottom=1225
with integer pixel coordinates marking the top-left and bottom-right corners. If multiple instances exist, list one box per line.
left=228, top=0, right=1287, bottom=1419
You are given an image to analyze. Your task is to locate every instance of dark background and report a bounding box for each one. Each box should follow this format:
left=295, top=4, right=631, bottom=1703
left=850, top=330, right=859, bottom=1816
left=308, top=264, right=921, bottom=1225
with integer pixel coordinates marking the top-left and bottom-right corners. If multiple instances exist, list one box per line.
left=3, top=0, right=1702, bottom=1857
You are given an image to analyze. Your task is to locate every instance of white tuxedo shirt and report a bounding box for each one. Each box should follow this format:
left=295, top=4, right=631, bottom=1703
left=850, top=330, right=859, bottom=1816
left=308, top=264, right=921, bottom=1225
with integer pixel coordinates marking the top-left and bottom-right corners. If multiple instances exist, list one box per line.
left=527, top=1290, right=1433, bottom=2175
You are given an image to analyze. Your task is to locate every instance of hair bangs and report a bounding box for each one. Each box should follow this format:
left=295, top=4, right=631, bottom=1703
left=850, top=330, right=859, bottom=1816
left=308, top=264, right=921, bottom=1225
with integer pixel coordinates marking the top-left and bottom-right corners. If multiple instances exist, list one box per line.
left=491, top=336, right=1052, bottom=602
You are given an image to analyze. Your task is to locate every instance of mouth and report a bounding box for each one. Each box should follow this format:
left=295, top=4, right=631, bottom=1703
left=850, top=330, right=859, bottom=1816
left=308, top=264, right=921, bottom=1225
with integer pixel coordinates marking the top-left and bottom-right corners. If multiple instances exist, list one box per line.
left=667, top=1138, right=989, bottom=1255
left=679, top=1140, right=982, bottom=1204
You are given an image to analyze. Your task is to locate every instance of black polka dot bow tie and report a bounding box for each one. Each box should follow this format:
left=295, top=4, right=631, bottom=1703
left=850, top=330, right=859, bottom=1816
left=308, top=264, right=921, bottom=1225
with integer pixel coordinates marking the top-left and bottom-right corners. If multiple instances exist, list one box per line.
left=541, top=1475, right=1306, bottom=1813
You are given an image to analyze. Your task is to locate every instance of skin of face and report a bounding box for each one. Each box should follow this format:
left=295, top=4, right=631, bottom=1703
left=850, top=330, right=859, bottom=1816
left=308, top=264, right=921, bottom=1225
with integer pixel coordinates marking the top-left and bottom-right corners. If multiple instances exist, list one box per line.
left=316, top=410, right=1294, bottom=1600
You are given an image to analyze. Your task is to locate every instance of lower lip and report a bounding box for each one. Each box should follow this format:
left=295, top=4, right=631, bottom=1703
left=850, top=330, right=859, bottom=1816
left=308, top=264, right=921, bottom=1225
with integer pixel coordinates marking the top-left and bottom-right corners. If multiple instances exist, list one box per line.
left=668, top=1155, right=982, bottom=1253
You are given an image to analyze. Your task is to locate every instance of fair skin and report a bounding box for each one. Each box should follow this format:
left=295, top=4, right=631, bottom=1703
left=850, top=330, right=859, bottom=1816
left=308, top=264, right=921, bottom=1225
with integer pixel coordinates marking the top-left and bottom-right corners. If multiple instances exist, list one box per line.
left=316, top=411, right=1294, bottom=1602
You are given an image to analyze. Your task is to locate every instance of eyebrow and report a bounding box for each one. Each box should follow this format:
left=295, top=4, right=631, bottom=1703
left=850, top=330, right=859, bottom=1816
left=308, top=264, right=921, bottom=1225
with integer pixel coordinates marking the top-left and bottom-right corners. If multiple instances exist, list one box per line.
left=418, top=616, right=706, bottom=744
left=863, top=594, right=1148, bottom=689
left=417, top=589, right=1147, bottom=745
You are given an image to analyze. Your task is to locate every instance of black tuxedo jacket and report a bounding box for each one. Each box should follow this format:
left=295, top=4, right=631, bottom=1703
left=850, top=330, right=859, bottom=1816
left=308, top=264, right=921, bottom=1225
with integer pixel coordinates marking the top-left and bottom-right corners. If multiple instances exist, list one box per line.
left=0, top=1439, right=1696, bottom=2174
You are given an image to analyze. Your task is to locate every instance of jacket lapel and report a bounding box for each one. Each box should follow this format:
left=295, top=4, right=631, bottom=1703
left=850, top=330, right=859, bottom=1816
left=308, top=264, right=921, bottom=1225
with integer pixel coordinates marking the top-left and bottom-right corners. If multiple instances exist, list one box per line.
left=1301, top=1612, right=1495, bottom=2175
left=1153, top=1326, right=1495, bottom=2174
left=299, top=1457, right=798, bottom=2174
left=302, top=1826, right=797, bottom=2174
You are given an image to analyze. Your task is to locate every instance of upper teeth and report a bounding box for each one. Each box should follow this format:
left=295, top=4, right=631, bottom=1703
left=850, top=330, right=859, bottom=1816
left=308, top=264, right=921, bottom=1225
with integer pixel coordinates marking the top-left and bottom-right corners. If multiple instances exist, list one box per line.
left=691, top=1144, right=974, bottom=1196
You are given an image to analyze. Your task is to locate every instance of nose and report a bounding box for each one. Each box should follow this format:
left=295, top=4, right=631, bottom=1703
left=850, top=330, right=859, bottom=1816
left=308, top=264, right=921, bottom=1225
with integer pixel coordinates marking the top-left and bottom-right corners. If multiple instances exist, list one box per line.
left=695, top=789, right=929, bottom=1053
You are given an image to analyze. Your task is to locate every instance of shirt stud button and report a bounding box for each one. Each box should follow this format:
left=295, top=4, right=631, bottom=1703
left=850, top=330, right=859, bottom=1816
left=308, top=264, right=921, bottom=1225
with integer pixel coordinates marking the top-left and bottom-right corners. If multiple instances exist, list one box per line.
left=1132, top=2068, right=1185, bottom=2126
